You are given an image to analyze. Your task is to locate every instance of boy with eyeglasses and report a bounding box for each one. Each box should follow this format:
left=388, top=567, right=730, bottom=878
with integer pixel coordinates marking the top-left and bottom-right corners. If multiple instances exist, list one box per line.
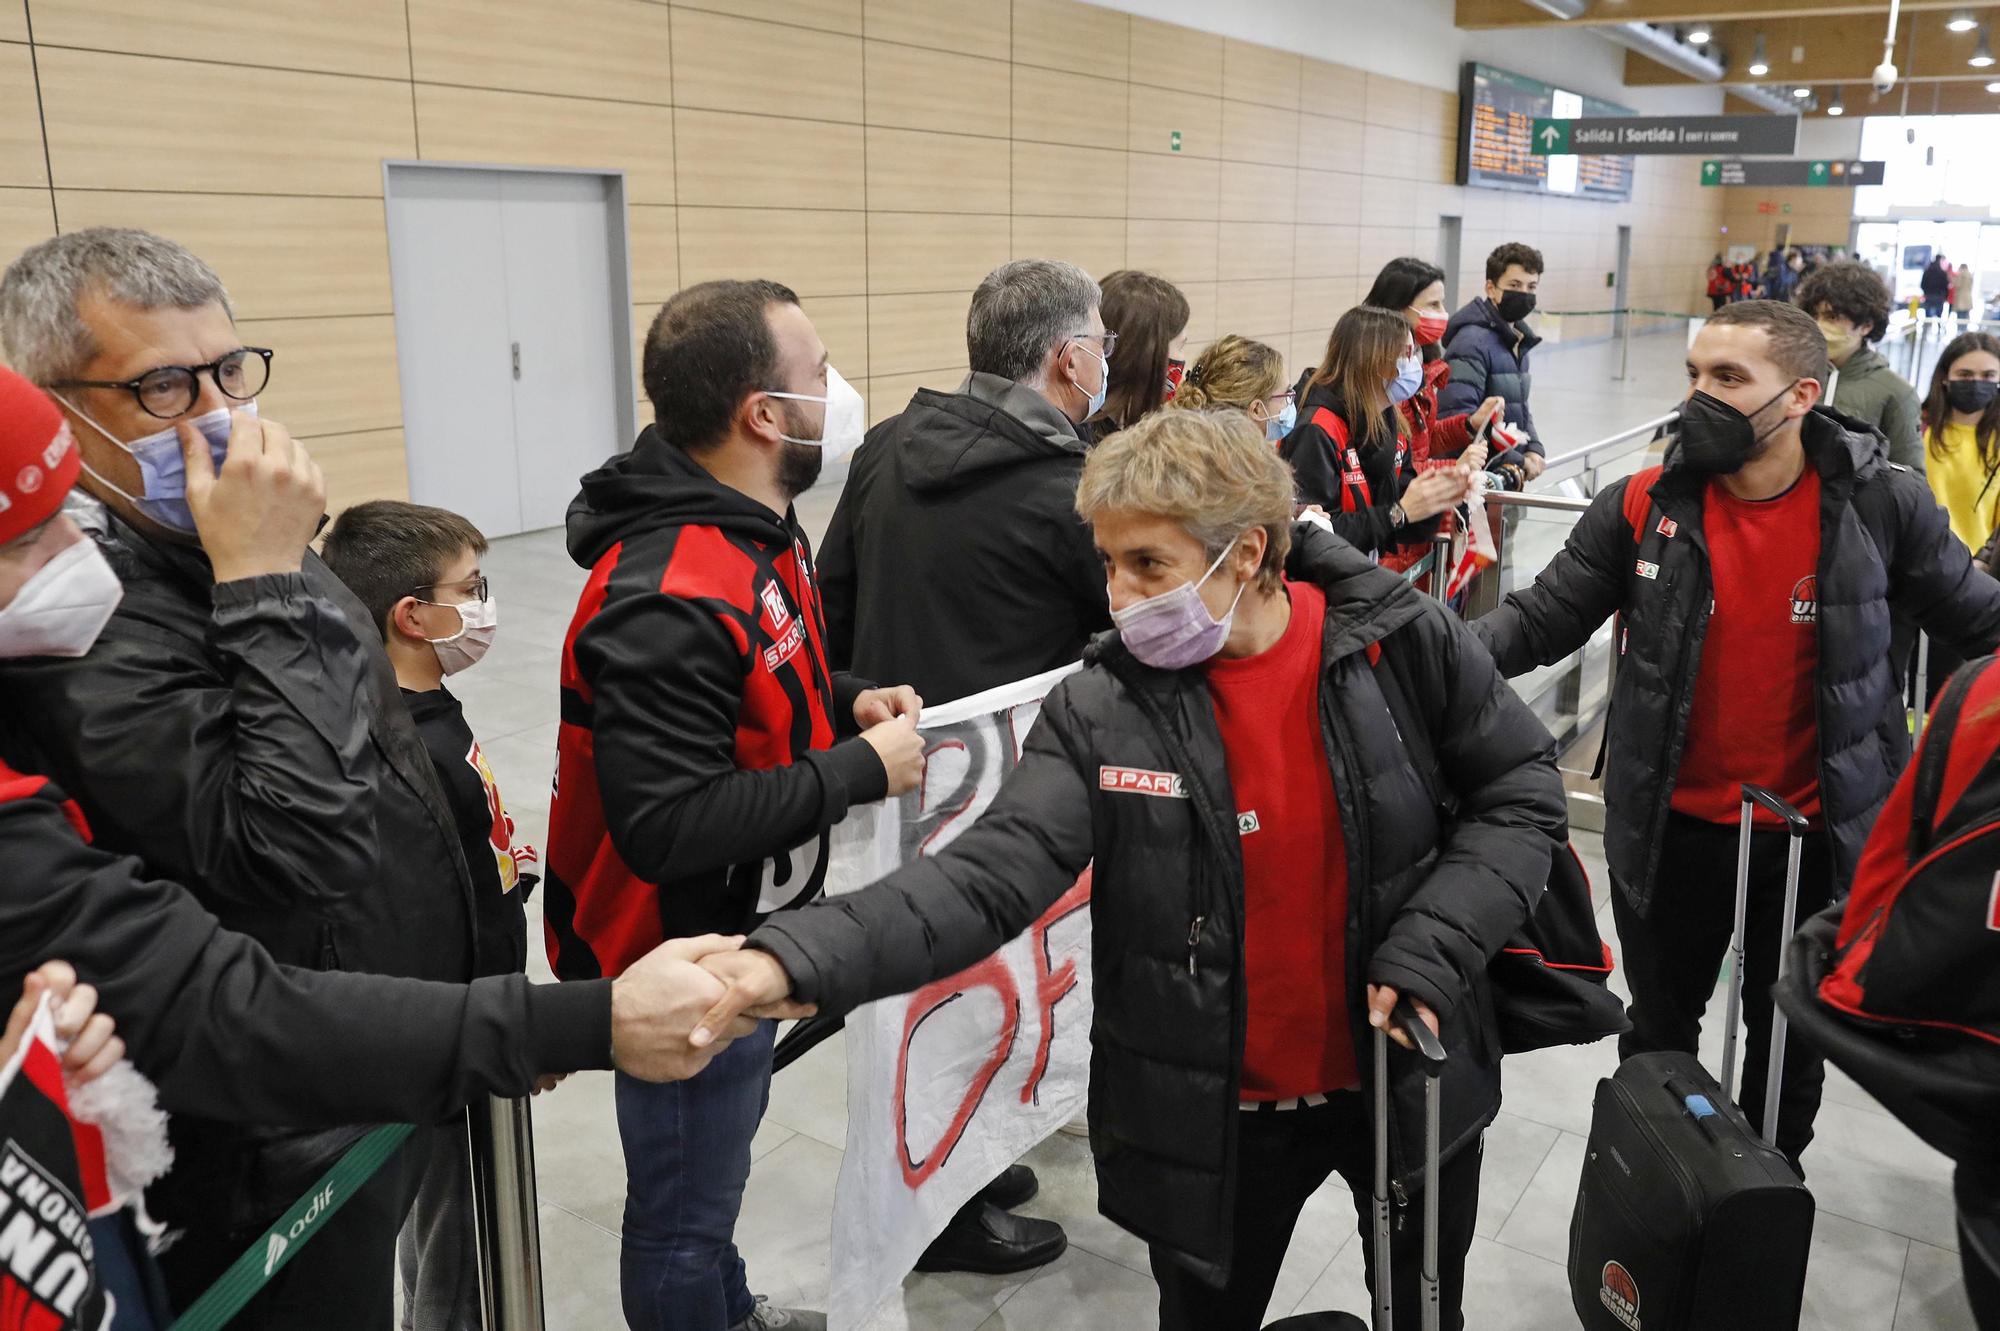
left=323, top=500, right=537, bottom=1331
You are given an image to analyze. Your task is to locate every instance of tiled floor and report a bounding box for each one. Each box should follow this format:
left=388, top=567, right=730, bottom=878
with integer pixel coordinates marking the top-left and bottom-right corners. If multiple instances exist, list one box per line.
left=459, top=332, right=1976, bottom=1329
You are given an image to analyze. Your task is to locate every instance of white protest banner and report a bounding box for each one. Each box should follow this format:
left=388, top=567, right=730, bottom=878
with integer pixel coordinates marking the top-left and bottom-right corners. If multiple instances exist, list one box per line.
left=821, top=663, right=1091, bottom=1331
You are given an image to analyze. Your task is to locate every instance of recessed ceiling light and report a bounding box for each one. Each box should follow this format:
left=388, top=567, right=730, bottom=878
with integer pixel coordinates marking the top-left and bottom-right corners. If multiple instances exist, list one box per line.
left=1950, top=11, right=1980, bottom=33
left=1973, top=25, right=1996, bottom=66
left=1793, top=85, right=1813, bottom=98
left=1688, top=23, right=1712, bottom=44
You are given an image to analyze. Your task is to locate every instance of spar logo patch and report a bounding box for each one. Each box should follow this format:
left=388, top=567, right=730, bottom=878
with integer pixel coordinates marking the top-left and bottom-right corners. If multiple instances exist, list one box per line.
left=1987, top=872, right=2000, bottom=932
left=1600, top=1260, right=1642, bottom=1330
left=762, top=618, right=806, bottom=672
left=1656, top=516, right=1677, bottom=538
left=1635, top=560, right=1660, bottom=581
left=1098, top=766, right=1187, bottom=799
left=1237, top=811, right=1260, bottom=835
left=1790, top=574, right=1817, bottom=624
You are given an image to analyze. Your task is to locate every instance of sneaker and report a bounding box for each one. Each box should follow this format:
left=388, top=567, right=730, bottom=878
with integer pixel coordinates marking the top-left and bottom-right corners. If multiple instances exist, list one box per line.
left=729, top=1297, right=826, bottom=1331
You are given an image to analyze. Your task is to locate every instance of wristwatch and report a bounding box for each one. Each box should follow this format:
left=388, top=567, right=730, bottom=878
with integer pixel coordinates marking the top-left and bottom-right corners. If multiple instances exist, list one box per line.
left=1388, top=502, right=1408, bottom=530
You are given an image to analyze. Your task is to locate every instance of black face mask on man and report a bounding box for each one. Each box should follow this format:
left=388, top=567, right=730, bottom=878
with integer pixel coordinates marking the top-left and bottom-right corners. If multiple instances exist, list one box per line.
left=1495, top=290, right=1536, bottom=323
left=1676, top=381, right=1799, bottom=475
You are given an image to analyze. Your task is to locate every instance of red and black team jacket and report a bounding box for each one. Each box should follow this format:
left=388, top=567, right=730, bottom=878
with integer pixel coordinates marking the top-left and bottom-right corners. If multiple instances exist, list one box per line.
left=545, top=428, right=887, bottom=980
left=1279, top=381, right=1441, bottom=559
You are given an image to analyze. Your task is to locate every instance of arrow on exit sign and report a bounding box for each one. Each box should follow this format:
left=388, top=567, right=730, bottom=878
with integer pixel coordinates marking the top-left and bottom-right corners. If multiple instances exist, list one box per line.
left=1537, top=122, right=1567, bottom=152
left=1809, top=160, right=1829, bottom=183
left=1702, top=161, right=1720, bottom=183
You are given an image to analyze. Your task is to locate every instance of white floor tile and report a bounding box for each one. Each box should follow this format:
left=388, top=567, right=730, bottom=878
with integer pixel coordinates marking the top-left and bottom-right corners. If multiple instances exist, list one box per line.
left=975, top=1247, right=1162, bottom=1330
left=1491, top=1130, right=1588, bottom=1265
left=1896, top=1240, right=1980, bottom=1331
left=1800, top=1212, right=1911, bottom=1331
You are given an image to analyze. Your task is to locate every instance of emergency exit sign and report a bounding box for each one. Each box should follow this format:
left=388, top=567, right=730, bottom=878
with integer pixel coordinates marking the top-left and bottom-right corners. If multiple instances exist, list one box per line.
left=1532, top=114, right=1798, bottom=156
left=1700, top=159, right=1886, bottom=187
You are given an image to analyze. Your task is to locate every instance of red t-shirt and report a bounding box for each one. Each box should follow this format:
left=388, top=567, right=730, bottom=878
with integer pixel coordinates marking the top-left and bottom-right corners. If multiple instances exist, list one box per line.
left=1204, top=580, right=1356, bottom=1099
left=1670, top=467, right=1823, bottom=826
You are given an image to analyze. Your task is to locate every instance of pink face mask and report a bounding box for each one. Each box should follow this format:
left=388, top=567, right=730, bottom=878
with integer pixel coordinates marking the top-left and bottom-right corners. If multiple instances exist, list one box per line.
left=1110, top=540, right=1244, bottom=670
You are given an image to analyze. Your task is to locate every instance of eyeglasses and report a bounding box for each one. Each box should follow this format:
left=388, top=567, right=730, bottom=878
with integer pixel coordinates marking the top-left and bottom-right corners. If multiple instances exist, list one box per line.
left=1069, top=330, right=1120, bottom=361
left=1267, top=389, right=1297, bottom=407
left=52, top=347, right=274, bottom=421
left=410, top=576, right=489, bottom=603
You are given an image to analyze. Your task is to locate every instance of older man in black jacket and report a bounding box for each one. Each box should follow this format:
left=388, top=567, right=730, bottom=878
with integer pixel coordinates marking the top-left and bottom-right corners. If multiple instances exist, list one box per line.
left=0, top=227, right=478, bottom=1323
left=1472, top=299, right=2000, bottom=1167
left=695, top=410, right=1566, bottom=1331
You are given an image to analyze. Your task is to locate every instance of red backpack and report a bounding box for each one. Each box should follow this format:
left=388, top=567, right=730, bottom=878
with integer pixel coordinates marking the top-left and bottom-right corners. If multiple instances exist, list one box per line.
left=1777, top=653, right=2000, bottom=1166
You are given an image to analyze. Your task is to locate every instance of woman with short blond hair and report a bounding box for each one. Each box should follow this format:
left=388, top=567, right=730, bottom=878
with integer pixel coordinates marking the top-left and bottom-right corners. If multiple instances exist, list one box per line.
left=698, top=408, right=1566, bottom=1329
left=1165, top=334, right=1294, bottom=439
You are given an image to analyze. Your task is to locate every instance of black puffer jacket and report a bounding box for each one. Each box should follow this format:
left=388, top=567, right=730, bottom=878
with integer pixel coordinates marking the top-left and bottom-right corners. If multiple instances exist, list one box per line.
left=1279, top=382, right=1440, bottom=557
left=819, top=373, right=1109, bottom=704
left=1439, top=298, right=1545, bottom=457
left=752, top=526, right=1566, bottom=1282
left=1473, top=407, right=2000, bottom=915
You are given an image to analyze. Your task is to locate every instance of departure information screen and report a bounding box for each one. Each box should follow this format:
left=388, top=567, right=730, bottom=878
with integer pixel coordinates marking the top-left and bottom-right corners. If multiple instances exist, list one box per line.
left=1457, top=62, right=1635, bottom=202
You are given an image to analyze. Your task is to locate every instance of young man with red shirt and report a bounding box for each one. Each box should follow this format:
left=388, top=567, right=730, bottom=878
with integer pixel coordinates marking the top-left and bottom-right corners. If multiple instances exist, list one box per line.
left=1474, top=300, right=2000, bottom=1167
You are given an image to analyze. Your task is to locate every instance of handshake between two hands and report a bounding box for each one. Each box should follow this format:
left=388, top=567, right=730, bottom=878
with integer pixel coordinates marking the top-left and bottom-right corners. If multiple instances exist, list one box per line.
left=608, top=935, right=809, bottom=1082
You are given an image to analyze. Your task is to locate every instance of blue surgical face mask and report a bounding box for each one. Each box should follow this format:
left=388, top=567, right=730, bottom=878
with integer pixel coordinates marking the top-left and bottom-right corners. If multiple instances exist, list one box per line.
left=1264, top=398, right=1297, bottom=442
left=1071, top=340, right=1109, bottom=421
left=1388, top=354, right=1423, bottom=405
left=55, top=397, right=246, bottom=535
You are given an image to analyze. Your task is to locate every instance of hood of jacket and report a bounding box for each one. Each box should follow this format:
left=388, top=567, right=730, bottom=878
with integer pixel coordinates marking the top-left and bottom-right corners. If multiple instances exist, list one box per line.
left=565, top=425, right=796, bottom=569
left=1444, top=297, right=1542, bottom=356
left=1085, top=523, right=1425, bottom=674
left=887, top=372, right=1087, bottom=497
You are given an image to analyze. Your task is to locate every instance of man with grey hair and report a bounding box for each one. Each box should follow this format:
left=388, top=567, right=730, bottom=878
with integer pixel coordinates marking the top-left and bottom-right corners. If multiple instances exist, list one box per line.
left=812, top=258, right=1107, bottom=1272
left=0, top=226, right=477, bottom=1327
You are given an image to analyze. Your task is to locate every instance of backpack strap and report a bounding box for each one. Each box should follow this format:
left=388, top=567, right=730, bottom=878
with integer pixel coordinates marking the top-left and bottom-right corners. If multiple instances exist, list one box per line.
left=1310, top=406, right=1374, bottom=513
left=1621, top=464, right=1665, bottom=547
left=1909, top=655, right=1996, bottom=858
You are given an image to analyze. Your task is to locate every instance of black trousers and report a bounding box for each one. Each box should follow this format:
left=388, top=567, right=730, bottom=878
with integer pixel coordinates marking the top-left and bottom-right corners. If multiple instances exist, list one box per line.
left=1958, top=1165, right=2000, bottom=1330
left=1151, top=1092, right=1482, bottom=1331
left=159, top=1127, right=432, bottom=1329
left=1612, top=811, right=1833, bottom=1166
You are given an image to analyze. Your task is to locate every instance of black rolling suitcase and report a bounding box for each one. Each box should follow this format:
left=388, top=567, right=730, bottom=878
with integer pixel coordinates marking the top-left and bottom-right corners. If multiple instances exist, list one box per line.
left=1265, top=998, right=1447, bottom=1331
left=1568, top=784, right=1817, bottom=1330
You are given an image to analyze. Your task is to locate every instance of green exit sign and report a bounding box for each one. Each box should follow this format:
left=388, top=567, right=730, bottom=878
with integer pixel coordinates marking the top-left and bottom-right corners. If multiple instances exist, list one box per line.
left=1170, top=130, right=1182, bottom=153
left=1531, top=119, right=1570, bottom=154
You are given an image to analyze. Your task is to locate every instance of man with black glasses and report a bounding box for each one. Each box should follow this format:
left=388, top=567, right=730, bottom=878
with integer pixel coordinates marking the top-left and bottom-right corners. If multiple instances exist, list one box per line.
left=0, top=227, right=478, bottom=1328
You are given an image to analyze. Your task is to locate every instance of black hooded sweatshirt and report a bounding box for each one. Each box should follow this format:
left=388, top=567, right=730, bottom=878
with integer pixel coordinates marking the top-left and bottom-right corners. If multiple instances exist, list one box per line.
left=543, top=429, right=883, bottom=980
left=818, top=374, right=1111, bottom=705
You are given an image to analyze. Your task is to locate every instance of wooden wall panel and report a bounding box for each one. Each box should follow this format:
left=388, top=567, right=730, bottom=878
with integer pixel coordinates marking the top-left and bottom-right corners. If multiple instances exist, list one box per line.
left=53, top=193, right=394, bottom=319
left=408, top=0, right=674, bottom=105
left=39, top=50, right=414, bottom=195
left=414, top=87, right=676, bottom=205
left=2, top=5, right=1730, bottom=518
left=26, top=0, right=409, bottom=79
left=0, top=43, right=47, bottom=188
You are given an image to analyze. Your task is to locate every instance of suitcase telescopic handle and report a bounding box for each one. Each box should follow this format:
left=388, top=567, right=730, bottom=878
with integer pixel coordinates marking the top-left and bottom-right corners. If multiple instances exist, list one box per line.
left=1391, top=995, right=1447, bottom=1075
left=1740, top=784, right=1810, bottom=835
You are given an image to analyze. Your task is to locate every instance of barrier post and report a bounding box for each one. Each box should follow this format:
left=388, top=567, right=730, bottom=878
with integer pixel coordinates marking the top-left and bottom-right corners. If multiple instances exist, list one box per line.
left=469, top=1096, right=547, bottom=1330
left=1430, top=527, right=1453, bottom=605
left=1615, top=308, right=1632, bottom=381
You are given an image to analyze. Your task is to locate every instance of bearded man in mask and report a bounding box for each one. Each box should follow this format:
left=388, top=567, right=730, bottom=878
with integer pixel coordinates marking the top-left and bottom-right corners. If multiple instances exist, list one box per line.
left=546, top=279, right=925, bottom=1331
left=1472, top=298, right=2000, bottom=1168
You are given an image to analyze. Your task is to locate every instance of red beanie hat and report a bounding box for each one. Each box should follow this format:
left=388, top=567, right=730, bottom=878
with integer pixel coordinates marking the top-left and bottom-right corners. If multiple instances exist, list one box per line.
left=0, top=365, right=78, bottom=545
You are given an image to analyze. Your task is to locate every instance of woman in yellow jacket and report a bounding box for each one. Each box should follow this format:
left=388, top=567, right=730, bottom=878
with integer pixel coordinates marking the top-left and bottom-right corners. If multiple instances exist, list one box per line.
left=1923, top=331, right=2000, bottom=551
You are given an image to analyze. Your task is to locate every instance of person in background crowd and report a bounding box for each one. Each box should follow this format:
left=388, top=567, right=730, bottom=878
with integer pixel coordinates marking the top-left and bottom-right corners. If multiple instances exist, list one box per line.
left=691, top=408, right=1566, bottom=1331
left=546, top=279, right=929, bottom=1331
left=1472, top=300, right=2000, bottom=1170
left=1796, top=259, right=1924, bottom=470
left=1707, top=255, right=1733, bottom=312
left=1362, top=257, right=1511, bottom=495
left=1440, top=242, right=1548, bottom=479
left=0, top=361, right=762, bottom=1329
left=1923, top=254, right=1953, bottom=320
left=0, top=228, right=477, bottom=1327
left=1165, top=333, right=1291, bottom=435
left=322, top=501, right=538, bottom=1331
left=1280, top=305, right=1470, bottom=559
left=1921, top=331, right=2000, bottom=554
left=817, top=258, right=1102, bottom=1273
left=821, top=258, right=1111, bottom=707
left=1084, top=268, right=1190, bottom=443
left=1955, top=260, right=1978, bottom=325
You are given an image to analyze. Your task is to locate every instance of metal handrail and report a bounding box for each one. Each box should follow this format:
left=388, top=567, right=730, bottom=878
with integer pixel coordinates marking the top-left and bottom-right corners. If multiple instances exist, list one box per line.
left=1485, top=491, right=1593, bottom=513
left=1536, top=411, right=1679, bottom=475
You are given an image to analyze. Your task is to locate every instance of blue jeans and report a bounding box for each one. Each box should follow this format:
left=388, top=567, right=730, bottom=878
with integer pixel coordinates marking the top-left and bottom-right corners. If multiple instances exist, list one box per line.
left=614, top=1019, right=775, bottom=1331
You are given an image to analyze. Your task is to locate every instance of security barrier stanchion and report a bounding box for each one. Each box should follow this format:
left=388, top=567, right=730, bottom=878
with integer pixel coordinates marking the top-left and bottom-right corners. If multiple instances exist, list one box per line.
left=1914, top=633, right=1931, bottom=744
left=470, top=1095, right=547, bottom=1330
left=1431, top=528, right=1453, bottom=605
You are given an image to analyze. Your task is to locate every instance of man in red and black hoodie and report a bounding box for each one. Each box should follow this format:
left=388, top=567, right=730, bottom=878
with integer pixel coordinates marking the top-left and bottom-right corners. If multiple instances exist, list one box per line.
left=546, top=279, right=923, bottom=1331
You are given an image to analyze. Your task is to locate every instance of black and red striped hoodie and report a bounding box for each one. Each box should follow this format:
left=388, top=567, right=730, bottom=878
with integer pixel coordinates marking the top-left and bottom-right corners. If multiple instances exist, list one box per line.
left=544, top=428, right=885, bottom=980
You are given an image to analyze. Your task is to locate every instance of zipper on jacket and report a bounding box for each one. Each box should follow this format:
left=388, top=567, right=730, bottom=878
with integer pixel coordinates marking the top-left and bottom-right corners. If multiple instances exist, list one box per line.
left=1187, top=915, right=1205, bottom=975
left=316, top=922, right=341, bottom=972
